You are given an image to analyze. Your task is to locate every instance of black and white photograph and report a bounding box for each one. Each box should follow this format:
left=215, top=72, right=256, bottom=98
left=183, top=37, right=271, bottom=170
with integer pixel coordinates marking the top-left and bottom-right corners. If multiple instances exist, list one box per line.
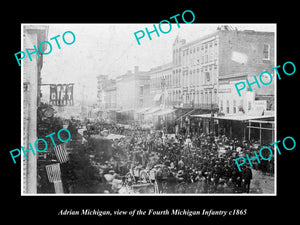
left=4, top=4, right=299, bottom=224
left=21, top=23, right=276, bottom=195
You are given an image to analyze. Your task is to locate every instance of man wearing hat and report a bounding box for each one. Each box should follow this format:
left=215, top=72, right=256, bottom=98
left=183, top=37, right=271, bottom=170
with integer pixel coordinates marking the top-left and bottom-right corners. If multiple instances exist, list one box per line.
left=242, top=164, right=252, bottom=193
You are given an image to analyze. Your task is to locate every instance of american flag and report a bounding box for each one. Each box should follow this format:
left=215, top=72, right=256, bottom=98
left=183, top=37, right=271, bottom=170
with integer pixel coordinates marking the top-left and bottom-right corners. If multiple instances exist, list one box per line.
left=53, top=181, right=64, bottom=193
left=53, top=143, right=69, bottom=163
left=45, top=163, right=61, bottom=183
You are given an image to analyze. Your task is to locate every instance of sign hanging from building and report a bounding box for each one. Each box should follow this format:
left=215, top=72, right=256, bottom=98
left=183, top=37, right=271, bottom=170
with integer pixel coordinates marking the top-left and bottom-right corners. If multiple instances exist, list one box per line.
left=49, top=83, right=74, bottom=106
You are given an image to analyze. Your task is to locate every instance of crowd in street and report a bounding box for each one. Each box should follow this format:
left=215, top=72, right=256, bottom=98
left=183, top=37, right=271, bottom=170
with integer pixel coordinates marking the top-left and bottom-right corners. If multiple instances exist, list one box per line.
left=83, top=121, right=274, bottom=194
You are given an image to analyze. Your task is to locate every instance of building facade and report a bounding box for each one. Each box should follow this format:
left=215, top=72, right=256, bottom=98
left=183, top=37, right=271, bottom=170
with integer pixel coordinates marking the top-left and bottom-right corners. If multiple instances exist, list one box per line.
left=170, top=27, right=274, bottom=114
left=96, top=26, right=275, bottom=137
left=104, top=80, right=117, bottom=109
left=167, top=32, right=220, bottom=111
left=148, top=63, right=173, bottom=107
left=23, top=25, right=49, bottom=194
left=217, top=28, right=275, bottom=115
left=96, top=75, right=109, bottom=109
left=116, top=66, right=150, bottom=111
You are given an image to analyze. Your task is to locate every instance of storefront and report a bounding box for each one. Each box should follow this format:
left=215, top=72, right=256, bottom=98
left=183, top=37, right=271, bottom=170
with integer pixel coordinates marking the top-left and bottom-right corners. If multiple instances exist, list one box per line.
left=152, top=108, right=176, bottom=131
left=190, top=112, right=275, bottom=143
left=116, top=109, right=135, bottom=123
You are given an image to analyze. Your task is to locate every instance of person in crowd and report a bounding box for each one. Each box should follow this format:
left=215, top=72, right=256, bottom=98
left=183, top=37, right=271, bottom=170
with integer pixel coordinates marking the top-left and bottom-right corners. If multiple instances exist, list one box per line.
left=242, top=164, right=253, bottom=193
left=80, top=120, right=270, bottom=194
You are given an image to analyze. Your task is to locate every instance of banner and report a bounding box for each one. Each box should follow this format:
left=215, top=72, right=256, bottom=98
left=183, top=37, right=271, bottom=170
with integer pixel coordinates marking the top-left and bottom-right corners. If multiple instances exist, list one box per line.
left=49, top=83, right=74, bottom=106
left=53, top=181, right=64, bottom=193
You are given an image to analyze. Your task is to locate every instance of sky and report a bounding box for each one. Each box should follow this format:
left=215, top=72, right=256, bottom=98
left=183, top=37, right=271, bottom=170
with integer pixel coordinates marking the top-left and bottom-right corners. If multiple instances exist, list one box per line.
left=40, top=23, right=276, bottom=104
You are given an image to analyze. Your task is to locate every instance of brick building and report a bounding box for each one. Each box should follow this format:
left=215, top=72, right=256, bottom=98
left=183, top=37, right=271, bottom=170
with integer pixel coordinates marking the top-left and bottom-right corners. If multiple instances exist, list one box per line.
left=170, top=26, right=275, bottom=113
left=217, top=28, right=275, bottom=114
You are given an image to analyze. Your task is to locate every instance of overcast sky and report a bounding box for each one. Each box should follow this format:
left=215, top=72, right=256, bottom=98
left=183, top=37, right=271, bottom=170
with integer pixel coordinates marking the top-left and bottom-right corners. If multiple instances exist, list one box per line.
left=40, top=23, right=276, bottom=104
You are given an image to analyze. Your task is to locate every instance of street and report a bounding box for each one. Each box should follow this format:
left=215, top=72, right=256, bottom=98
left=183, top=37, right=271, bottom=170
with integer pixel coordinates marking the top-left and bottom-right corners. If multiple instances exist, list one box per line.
left=60, top=121, right=276, bottom=195
left=25, top=24, right=276, bottom=195
left=250, top=169, right=274, bottom=194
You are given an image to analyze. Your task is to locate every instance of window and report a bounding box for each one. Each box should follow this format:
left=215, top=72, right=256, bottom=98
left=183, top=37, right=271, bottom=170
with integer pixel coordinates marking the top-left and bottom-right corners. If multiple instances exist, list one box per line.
left=214, top=89, right=217, bottom=103
left=226, top=100, right=230, bottom=114
left=140, top=86, right=143, bottom=96
left=205, top=72, right=210, bottom=83
left=233, top=100, right=236, bottom=113
left=220, top=100, right=223, bottom=112
left=248, top=101, right=252, bottom=111
left=263, top=44, right=270, bottom=60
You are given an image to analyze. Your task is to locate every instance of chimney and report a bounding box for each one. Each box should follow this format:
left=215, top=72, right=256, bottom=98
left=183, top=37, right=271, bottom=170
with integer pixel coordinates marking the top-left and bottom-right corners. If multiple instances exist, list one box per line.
left=134, top=66, right=139, bottom=74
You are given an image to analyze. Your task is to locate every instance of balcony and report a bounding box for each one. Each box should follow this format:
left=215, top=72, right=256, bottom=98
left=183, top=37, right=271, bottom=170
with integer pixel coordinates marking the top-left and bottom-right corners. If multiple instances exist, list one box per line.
left=105, top=103, right=117, bottom=109
left=179, top=103, right=219, bottom=110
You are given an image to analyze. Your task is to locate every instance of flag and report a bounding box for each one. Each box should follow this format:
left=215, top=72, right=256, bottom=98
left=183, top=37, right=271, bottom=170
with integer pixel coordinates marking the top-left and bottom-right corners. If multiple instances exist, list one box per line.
left=57, top=84, right=63, bottom=106
left=66, top=84, right=74, bottom=106
left=53, top=143, right=69, bottom=163
left=60, top=84, right=67, bottom=105
left=53, top=181, right=64, bottom=193
left=45, top=163, right=61, bottom=183
left=49, top=84, right=57, bottom=105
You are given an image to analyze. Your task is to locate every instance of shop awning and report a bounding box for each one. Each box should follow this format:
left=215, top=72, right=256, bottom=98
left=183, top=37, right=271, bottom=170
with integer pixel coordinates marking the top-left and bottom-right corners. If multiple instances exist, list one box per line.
left=153, top=108, right=176, bottom=116
left=135, top=107, right=151, bottom=114
left=153, top=93, right=162, bottom=101
left=190, top=112, right=274, bottom=121
left=144, top=107, right=161, bottom=115
left=116, top=108, right=135, bottom=113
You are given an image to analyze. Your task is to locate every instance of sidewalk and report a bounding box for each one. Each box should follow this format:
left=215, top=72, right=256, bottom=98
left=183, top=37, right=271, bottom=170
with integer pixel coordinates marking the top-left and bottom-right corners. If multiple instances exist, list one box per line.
left=250, top=169, right=275, bottom=194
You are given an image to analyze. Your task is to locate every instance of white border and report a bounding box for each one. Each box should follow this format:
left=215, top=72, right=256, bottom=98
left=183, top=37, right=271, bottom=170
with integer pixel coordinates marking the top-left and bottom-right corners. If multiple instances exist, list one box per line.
left=21, top=23, right=277, bottom=196
left=21, top=24, right=24, bottom=195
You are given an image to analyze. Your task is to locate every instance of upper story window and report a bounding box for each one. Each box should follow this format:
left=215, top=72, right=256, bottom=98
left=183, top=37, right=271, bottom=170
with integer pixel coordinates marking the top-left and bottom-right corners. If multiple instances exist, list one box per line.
left=263, top=44, right=270, bottom=60
left=205, top=72, right=210, bottom=83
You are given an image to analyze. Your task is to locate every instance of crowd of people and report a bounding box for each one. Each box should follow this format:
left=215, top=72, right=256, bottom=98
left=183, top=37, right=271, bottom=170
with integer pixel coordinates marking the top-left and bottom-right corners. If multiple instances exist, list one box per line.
left=83, top=121, right=274, bottom=194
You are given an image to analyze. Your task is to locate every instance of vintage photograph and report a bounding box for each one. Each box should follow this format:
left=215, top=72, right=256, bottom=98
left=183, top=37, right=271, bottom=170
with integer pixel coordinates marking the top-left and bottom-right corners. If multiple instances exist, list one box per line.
left=21, top=23, right=276, bottom=195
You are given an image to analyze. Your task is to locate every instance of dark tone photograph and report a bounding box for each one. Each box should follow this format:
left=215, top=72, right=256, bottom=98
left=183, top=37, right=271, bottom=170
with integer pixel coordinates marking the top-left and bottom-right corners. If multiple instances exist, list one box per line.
left=21, top=23, right=276, bottom=195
